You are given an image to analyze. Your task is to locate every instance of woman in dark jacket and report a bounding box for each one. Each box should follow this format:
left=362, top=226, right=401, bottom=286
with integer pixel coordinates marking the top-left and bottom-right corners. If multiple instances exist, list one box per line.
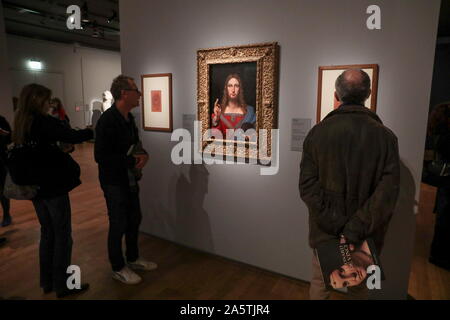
left=12, top=84, right=93, bottom=297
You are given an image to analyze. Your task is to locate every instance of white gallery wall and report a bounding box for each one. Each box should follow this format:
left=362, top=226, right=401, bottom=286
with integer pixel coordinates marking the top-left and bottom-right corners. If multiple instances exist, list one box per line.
left=119, top=0, right=440, bottom=299
left=6, top=35, right=121, bottom=129
left=0, top=5, right=13, bottom=124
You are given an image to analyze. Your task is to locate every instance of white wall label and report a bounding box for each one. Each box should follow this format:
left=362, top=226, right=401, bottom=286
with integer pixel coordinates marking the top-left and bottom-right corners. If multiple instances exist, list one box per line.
left=291, top=118, right=311, bottom=152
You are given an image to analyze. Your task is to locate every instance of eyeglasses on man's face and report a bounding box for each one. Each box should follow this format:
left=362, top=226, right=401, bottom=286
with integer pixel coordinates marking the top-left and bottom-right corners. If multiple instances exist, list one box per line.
left=124, top=88, right=141, bottom=94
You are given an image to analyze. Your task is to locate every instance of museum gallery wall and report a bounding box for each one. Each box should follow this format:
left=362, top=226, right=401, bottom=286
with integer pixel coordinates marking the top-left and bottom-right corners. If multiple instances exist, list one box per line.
left=6, top=36, right=121, bottom=129
left=120, top=0, right=440, bottom=299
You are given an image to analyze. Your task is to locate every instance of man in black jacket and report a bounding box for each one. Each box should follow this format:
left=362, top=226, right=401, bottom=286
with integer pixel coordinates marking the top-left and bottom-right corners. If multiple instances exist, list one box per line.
left=95, top=75, right=156, bottom=285
left=299, top=69, right=400, bottom=299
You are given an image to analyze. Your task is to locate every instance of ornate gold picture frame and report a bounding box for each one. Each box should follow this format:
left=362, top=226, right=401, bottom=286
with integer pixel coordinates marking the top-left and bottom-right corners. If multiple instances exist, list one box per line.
left=197, top=42, right=279, bottom=162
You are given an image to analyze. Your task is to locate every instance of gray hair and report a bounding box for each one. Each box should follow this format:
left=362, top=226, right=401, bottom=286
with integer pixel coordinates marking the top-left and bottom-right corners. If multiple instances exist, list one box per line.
left=110, top=75, right=134, bottom=101
left=335, top=69, right=371, bottom=105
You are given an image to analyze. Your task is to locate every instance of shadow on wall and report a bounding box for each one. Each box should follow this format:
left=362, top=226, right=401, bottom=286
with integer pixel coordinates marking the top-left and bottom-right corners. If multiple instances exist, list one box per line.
left=175, top=164, right=214, bottom=252
left=370, top=160, right=416, bottom=300
left=141, top=164, right=214, bottom=253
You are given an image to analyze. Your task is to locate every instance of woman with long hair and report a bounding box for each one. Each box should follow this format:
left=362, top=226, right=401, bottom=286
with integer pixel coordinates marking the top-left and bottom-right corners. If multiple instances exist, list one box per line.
left=13, top=83, right=93, bottom=297
left=211, top=73, right=256, bottom=138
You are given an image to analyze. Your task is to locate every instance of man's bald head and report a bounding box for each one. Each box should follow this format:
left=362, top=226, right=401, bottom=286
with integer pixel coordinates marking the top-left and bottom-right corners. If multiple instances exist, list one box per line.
left=335, top=69, right=371, bottom=105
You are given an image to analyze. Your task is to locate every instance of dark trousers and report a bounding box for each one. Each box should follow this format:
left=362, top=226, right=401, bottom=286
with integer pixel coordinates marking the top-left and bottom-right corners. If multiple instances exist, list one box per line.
left=1, top=195, right=10, bottom=219
left=0, top=165, right=10, bottom=220
left=430, top=185, right=450, bottom=262
left=32, top=194, right=72, bottom=294
left=101, top=184, right=142, bottom=272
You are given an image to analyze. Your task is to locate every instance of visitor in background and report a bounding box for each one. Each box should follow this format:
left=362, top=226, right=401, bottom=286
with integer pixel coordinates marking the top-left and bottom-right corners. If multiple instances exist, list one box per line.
left=49, top=98, right=74, bottom=153
left=49, top=98, right=70, bottom=124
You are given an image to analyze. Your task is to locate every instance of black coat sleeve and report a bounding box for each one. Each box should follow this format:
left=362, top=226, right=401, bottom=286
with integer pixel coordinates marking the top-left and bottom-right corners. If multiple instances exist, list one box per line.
left=36, top=116, right=93, bottom=144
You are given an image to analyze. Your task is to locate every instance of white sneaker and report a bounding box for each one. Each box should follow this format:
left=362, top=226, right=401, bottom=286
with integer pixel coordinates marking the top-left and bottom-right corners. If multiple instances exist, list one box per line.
left=112, top=266, right=142, bottom=285
left=128, top=258, right=158, bottom=271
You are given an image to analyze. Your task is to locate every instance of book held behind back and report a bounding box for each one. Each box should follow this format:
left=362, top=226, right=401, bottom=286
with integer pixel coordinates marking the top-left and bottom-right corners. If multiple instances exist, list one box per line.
left=315, top=238, right=384, bottom=290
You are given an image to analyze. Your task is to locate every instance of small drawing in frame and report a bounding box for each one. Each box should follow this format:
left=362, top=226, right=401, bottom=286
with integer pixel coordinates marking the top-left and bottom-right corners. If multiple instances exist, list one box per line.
left=317, top=64, right=379, bottom=123
left=141, top=73, right=173, bottom=132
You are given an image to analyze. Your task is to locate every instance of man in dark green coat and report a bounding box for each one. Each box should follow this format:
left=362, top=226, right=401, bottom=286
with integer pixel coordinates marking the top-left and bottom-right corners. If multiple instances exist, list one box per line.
left=299, top=69, right=400, bottom=299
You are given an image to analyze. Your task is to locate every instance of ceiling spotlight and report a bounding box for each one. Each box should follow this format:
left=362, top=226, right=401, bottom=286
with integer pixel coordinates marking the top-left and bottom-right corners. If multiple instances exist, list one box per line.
left=107, top=10, right=117, bottom=23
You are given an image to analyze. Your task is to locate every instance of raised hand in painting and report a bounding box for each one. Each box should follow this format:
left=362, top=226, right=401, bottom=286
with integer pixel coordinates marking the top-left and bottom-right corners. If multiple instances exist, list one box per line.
left=213, top=98, right=221, bottom=122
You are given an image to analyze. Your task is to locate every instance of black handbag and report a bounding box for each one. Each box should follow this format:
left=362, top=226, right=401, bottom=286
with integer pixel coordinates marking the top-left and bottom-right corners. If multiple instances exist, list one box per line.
left=35, top=144, right=81, bottom=196
left=6, top=142, right=42, bottom=185
left=3, top=171, right=38, bottom=200
left=7, top=142, right=81, bottom=194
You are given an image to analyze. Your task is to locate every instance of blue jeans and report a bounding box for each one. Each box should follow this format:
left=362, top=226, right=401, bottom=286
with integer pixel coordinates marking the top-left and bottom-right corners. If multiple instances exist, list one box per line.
left=32, top=194, right=72, bottom=294
left=101, top=184, right=142, bottom=272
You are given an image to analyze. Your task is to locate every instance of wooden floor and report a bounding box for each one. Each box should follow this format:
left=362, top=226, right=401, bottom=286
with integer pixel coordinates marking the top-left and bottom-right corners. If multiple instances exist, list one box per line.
left=0, top=143, right=448, bottom=300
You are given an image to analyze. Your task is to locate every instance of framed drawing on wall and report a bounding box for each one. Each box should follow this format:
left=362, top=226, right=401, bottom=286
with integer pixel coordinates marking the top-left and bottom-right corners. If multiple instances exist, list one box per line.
left=197, top=42, right=279, bottom=162
left=317, top=64, right=379, bottom=123
left=141, top=73, right=173, bottom=132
